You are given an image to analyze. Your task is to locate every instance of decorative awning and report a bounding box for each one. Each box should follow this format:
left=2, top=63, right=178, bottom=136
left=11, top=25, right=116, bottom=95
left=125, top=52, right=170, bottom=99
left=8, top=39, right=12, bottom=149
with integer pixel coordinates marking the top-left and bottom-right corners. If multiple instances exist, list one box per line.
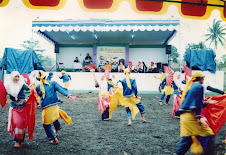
left=32, top=20, right=179, bottom=46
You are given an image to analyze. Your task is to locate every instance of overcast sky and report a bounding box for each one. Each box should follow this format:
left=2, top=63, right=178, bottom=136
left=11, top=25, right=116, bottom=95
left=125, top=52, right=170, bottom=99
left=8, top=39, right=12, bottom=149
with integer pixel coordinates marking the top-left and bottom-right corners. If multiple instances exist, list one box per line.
left=0, top=0, right=225, bottom=60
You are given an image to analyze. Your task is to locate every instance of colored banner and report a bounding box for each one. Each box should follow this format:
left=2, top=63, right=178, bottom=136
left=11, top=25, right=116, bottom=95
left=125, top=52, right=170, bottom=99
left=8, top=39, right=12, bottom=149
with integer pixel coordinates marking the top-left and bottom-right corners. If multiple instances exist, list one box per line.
left=96, top=46, right=125, bottom=65
left=1, top=0, right=226, bottom=21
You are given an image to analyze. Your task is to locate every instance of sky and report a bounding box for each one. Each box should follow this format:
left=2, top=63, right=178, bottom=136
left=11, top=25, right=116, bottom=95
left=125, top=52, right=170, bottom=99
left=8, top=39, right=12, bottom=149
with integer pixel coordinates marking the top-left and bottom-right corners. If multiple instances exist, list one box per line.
left=0, top=0, right=225, bottom=60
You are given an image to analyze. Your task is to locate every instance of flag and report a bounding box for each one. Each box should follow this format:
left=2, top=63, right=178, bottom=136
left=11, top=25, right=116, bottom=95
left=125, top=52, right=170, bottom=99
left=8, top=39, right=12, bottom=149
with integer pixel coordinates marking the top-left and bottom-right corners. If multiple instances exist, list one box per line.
left=0, top=79, right=7, bottom=108
left=163, top=66, right=174, bottom=86
left=202, top=95, right=226, bottom=135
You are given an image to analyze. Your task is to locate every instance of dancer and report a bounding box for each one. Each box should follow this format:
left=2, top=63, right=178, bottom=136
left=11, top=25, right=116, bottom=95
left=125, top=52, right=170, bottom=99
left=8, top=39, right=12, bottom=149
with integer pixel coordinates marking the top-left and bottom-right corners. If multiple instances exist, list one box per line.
left=5, top=71, right=33, bottom=147
left=59, top=70, right=71, bottom=89
left=47, top=72, right=53, bottom=81
left=93, top=72, right=112, bottom=121
left=120, top=68, right=146, bottom=126
left=36, top=70, right=75, bottom=145
left=154, top=69, right=165, bottom=92
left=174, top=72, right=215, bottom=155
left=159, top=74, right=173, bottom=105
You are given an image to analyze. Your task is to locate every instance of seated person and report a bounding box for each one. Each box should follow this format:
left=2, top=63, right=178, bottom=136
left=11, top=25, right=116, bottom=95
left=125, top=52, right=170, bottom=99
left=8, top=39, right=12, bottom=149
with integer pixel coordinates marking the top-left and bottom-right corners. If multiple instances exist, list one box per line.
left=135, top=61, right=143, bottom=73
left=118, top=61, right=125, bottom=72
left=85, top=53, right=92, bottom=60
left=105, top=61, right=112, bottom=72
left=147, top=61, right=157, bottom=72
left=127, top=61, right=135, bottom=72
left=111, top=61, right=118, bottom=72
left=98, top=56, right=106, bottom=72
left=74, top=57, right=80, bottom=63
left=83, top=61, right=96, bottom=72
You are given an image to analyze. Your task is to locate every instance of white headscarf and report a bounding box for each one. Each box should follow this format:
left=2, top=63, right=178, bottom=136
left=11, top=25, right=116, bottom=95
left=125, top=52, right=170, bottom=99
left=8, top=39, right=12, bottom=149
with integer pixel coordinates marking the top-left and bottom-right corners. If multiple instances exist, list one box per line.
left=173, top=71, right=182, bottom=89
left=5, top=71, right=25, bottom=100
left=29, top=70, right=38, bottom=85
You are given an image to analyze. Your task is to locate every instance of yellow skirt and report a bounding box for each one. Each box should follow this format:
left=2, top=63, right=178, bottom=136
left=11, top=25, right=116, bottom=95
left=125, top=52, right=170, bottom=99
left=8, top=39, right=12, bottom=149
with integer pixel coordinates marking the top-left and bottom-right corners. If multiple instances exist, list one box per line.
left=180, top=112, right=214, bottom=137
left=162, top=85, right=173, bottom=96
left=42, top=105, right=60, bottom=125
left=123, top=96, right=140, bottom=119
left=64, top=81, right=70, bottom=89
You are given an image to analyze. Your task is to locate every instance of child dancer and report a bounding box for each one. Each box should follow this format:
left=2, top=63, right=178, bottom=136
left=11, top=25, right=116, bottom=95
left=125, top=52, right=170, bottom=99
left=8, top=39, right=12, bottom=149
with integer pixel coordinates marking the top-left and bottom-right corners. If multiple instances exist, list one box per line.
left=36, top=70, right=75, bottom=145
left=5, top=71, right=33, bottom=147
left=59, top=70, right=71, bottom=89
left=120, top=68, right=146, bottom=126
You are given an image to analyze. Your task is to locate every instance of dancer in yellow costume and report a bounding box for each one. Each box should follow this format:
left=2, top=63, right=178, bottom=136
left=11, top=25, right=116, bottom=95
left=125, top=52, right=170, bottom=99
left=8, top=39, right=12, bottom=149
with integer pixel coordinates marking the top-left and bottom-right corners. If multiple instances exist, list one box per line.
left=120, top=69, right=146, bottom=126
left=174, top=72, right=215, bottom=155
left=108, top=75, right=125, bottom=119
left=36, top=70, right=75, bottom=145
left=59, top=70, right=71, bottom=89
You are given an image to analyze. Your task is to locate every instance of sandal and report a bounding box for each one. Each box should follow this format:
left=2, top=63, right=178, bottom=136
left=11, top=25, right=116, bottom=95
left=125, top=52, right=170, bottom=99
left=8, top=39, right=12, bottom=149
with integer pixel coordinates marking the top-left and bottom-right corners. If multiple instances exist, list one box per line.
left=50, top=139, right=59, bottom=145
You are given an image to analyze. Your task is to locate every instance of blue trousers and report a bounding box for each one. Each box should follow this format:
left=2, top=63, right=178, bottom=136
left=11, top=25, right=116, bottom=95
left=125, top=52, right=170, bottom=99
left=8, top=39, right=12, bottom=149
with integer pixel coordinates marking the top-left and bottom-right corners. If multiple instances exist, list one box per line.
left=102, top=107, right=109, bottom=120
left=126, top=102, right=145, bottom=119
left=160, top=92, right=171, bottom=104
left=43, top=119, right=61, bottom=141
left=175, top=135, right=215, bottom=155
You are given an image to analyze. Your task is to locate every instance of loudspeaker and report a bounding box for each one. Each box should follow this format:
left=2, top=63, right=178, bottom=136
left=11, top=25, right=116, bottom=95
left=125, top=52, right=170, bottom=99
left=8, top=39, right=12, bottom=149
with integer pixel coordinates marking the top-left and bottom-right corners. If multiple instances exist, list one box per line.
left=157, top=62, right=162, bottom=68
left=55, top=44, right=59, bottom=53
left=166, top=45, right=171, bottom=54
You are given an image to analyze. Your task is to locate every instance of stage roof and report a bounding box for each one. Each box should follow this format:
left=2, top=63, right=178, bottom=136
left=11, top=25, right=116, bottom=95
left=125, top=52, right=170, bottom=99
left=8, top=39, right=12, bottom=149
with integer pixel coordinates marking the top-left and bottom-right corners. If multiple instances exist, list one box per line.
left=32, top=20, right=179, bottom=46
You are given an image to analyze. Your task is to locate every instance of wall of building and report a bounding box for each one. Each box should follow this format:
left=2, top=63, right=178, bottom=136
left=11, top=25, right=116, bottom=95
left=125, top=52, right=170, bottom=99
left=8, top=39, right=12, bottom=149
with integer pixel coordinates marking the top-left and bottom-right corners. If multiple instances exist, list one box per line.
left=56, top=47, right=93, bottom=68
left=129, top=48, right=167, bottom=67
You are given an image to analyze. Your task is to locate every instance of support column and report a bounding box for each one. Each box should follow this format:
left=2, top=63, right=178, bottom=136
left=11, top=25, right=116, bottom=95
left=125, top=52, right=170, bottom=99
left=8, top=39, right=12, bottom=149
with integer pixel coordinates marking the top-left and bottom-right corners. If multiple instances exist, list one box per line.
left=93, top=44, right=97, bottom=66
left=125, top=45, right=129, bottom=67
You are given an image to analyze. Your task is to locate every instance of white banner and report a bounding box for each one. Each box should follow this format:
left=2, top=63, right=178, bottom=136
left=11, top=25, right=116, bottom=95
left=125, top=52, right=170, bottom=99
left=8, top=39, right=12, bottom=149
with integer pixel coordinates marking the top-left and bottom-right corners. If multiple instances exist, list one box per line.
left=96, top=46, right=125, bottom=65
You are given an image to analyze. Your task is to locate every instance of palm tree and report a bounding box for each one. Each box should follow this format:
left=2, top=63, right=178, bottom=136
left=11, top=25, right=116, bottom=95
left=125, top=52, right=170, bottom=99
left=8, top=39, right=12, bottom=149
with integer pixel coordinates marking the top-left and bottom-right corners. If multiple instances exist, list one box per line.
left=205, top=19, right=226, bottom=50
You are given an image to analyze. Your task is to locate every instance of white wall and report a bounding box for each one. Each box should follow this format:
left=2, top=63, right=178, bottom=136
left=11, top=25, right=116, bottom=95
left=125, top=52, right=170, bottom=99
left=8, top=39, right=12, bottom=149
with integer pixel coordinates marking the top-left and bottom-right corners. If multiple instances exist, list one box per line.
left=129, top=48, right=167, bottom=67
left=56, top=47, right=93, bottom=68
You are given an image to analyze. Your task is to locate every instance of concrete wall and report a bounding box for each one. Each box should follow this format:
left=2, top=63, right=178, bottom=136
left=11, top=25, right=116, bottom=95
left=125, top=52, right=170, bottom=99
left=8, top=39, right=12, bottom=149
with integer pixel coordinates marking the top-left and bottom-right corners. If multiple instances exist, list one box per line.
left=129, top=48, right=167, bottom=67
left=4, top=71, right=224, bottom=94
left=56, top=47, right=93, bottom=68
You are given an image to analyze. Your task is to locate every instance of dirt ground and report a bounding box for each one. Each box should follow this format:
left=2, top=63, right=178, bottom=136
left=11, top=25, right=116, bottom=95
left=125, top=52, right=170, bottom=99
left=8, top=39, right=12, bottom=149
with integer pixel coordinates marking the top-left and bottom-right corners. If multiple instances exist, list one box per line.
left=0, top=93, right=225, bottom=155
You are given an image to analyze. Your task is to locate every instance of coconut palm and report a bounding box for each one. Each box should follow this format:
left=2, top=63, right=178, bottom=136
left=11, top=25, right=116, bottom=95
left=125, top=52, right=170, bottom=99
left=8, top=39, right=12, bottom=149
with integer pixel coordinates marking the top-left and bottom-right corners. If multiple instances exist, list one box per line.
left=205, top=19, right=226, bottom=49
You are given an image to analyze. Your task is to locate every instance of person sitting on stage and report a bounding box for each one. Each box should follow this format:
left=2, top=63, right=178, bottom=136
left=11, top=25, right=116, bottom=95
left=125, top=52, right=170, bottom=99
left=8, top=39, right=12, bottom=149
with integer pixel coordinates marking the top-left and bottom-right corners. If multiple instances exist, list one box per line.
left=83, top=61, right=96, bottom=72
left=118, top=61, right=125, bottom=72
left=98, top=56, right=106, bottom=72
left=105, top=61, right=112, bottom=72
left=74, top=57, right=80, bottom=63
left=85, top=53, right=92, bottom=60
left=135, top=61, right=143, bottom=73
left=147, top=61, right=156, bottom=73
left=127, top=61, right=135, bottom=72
left=111, top=61, right=118, bottom=72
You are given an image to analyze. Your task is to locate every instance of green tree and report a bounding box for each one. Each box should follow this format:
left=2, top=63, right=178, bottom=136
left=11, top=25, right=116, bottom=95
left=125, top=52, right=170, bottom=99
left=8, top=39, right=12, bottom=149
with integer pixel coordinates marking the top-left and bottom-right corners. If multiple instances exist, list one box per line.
left=185, top=41, right=208, bottom=55
left=216, top=54, right=226, bottom=70
left=168, top=45, right=180, bottom=65
left=204, top=19, right=226, bottom=50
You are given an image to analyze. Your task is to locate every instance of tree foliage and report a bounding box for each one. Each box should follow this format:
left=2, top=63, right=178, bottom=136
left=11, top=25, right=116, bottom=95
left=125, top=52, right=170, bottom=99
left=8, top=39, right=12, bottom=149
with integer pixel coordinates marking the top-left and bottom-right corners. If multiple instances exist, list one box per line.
left=216, top=54, right=226, bottom=70
left=204, top=19, right=226, bottom=49
left=168, top=45, right=180, bottom=65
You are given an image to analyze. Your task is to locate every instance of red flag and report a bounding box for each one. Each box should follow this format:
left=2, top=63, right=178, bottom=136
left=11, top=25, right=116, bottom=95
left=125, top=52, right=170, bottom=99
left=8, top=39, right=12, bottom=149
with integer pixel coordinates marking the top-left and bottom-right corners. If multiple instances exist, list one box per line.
left=202, top=95, right=226, bottom=135
left=0, top=79, right=7, bottom=108
left=163, top=66, right=174, bottom=86
left=22, top=73, right=31, bottom=86
left=25, top=90, right=37, bottom=140
left=183, top=65, right=192, bottom=81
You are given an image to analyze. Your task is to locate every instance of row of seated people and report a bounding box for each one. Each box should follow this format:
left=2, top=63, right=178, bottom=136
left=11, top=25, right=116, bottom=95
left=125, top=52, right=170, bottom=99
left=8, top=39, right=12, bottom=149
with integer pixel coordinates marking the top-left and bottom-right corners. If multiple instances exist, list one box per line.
left=83, top=60, right=158, bottom=73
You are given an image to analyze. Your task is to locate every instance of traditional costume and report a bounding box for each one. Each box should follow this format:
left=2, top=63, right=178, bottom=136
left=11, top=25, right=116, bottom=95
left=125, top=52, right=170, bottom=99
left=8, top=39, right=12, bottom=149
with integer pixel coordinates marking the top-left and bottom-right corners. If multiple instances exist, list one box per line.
left=155, top=69, right=165, bottom=92
left=59, top=70, right=71, bottom=89
left=29, top=70, right=41, bottom=105
left=136, top=61, right=143, bottom=73
left=118, top=61, right=125, bottom=72
left=46, top=72, right=53, bottom=81
left=5, top=71, right=36, bottom=146
left=174, top=72, right=215, bottom=155
left=127, top=61, right=135, bottom=72
left=36, top=70, right=72, bottom=143
left=159, top=77, right=173, bottom=105
left=120, top=69, right=145, bottom=125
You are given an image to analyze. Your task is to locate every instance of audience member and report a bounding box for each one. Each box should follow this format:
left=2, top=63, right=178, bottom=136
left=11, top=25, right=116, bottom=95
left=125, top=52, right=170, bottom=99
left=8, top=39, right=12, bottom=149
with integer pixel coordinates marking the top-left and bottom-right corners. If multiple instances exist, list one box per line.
left=111, top=61, right=118, bottom=72
left=83, top=61, right=96, bottom=72
left=105, top=61, right=112, bottom=72
left=118, top=61, right=125, bottom=72
left=85, top=53, right=92, bottom=60
left=127, top=61, right=135, bottom=72
left=147, top=61, right=157, bottom=72
left=135, top=61, right=143, bottom=73
left=98, top=56, right=106, bottom=72
left=74, top=57, right=80, bottom=63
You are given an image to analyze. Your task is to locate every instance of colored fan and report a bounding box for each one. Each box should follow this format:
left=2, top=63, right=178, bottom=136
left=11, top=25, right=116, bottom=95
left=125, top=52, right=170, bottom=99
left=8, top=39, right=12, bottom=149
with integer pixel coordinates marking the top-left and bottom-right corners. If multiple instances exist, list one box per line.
left=163, top=66, right=174, bottom=86
left=105, top=66, right=110, bottom=81
left=22, top=73, right=31, bottom=86
left=0, top=79, right=7, bottom=108
left=183, top=65, right=192, bottom=80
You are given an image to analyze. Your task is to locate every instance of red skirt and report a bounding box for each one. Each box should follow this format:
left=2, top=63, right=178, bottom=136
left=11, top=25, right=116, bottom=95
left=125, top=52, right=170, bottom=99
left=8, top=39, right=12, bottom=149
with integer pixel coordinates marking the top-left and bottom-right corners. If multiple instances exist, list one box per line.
left=98, top=96, right=110, bottom=114
left=171, top=94, right=181, bottom=119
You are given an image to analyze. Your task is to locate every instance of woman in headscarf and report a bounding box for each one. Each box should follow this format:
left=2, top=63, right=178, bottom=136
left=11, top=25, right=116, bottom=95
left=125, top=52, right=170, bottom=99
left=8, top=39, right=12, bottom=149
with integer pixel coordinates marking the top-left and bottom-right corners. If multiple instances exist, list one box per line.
left=120, top=68, right=146, bottom=126
left=5, top=71, right=32, bottom=147
left=171, top=71, right=183, bottom=119
left=174, top=72, right=215, bottom=155
left=59, top=70, right=71, bottom=89
left=36, top=70, right=75, bottom=145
